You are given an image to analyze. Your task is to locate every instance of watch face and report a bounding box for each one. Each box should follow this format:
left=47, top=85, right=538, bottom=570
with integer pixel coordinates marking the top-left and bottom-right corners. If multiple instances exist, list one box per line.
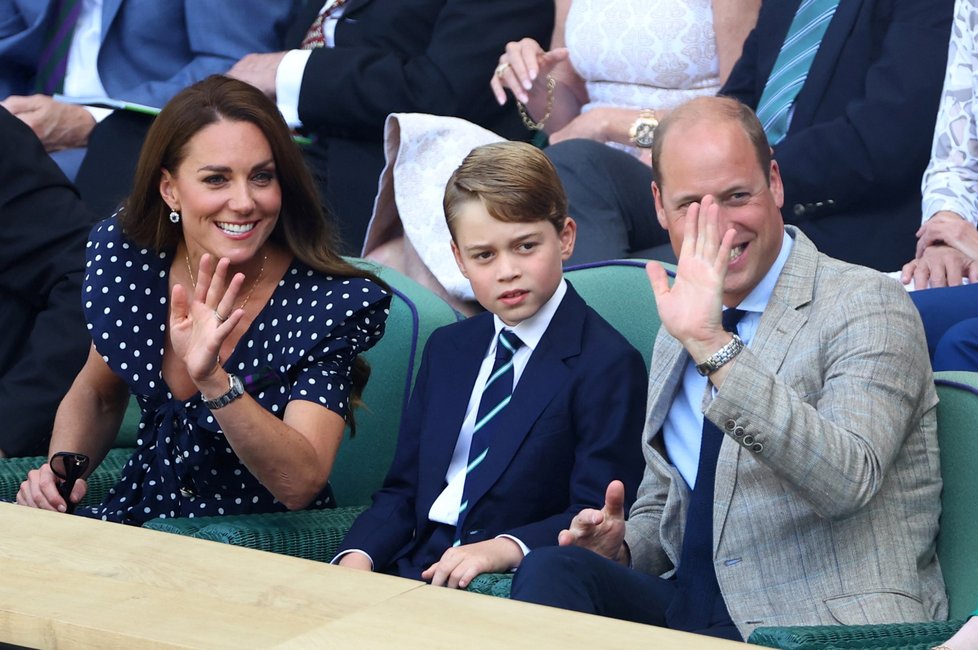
left=631, top=119, right=657, bottom=148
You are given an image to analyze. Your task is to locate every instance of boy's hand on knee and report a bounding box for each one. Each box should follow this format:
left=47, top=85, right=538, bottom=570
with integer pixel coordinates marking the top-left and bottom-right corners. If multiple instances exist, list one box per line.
left=557, top=480, right=629, bottom=565
left=421, top=538, right=523, bottom=589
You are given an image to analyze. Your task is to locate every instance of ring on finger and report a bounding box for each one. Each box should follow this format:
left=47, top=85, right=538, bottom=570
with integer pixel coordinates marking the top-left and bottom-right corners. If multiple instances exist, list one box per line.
left=214, top=309, right=228, bottom=323
left=495, top=62, right=511, bottom=78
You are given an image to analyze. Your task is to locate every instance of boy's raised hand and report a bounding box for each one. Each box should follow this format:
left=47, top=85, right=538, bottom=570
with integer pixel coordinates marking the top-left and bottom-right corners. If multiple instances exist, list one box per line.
left=421, top=537, right=524, bottom=589
left=556, top=480, right=629, bottom=565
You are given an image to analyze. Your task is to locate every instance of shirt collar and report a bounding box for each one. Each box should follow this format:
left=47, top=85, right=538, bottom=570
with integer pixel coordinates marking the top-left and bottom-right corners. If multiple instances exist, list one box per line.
left=491, top=278, right=567, bottom=353
left=729, top=228, right=794, bottom=315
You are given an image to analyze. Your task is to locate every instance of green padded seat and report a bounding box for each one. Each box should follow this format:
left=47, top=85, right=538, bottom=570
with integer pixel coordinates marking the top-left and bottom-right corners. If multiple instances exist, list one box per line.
left=466, top=572, right=515, bottom=598
left=749, top=620, right=967, bottom=650
left=564, top=259, right=670, bottom=375
left=749, top=370, right=978, bottom=648
left=188, top=507, right=366, bottom=563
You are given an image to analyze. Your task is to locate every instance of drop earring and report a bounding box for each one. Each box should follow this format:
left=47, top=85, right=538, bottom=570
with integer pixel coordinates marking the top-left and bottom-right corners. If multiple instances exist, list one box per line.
left=169, top=210, right=181, bottom=224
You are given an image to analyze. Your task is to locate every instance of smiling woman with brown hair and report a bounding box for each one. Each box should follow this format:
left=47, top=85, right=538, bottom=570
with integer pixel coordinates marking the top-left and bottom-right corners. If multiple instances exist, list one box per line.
left=17, top=76, right=390, bottom=525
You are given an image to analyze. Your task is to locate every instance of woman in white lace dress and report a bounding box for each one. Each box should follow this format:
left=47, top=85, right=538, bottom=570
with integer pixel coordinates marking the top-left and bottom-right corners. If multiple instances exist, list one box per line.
left=491, top=0, right=754, bottom=159
left=902, top=0, right=978, bottom=290
left=365, top=0, right=759, bottom=312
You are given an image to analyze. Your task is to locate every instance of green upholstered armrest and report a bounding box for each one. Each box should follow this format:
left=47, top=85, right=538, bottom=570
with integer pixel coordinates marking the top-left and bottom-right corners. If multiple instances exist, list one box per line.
left=465, top=572, right=513, bottom=598
left=748, top=620, right=966, bottom=650
left=142, top=506, right=368, bottom=563
left=0, top=447, right=132, bottom=506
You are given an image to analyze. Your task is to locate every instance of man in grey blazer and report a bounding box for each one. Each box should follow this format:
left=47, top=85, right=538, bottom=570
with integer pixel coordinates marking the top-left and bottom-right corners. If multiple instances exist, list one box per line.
left=510, top=96, right=946, bottom=641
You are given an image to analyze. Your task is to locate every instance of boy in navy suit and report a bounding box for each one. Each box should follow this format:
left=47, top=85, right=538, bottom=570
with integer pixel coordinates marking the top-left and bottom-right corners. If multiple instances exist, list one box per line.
left=335, top=141, right=646, bottom=587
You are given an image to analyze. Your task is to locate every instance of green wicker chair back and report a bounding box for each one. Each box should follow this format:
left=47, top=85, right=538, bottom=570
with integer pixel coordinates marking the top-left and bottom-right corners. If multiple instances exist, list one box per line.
left=564, top=259, right=672, bottom=375
left=933, top=370, right=978, bottom=619
left=328, top=260, right=461, bottom=507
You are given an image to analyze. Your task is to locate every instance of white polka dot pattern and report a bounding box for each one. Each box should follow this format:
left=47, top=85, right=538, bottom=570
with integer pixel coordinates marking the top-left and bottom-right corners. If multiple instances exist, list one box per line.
left=75, top=217, right=391, bottom=525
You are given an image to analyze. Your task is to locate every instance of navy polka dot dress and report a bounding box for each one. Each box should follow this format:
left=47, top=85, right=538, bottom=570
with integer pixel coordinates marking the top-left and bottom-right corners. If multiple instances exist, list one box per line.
left=77, top=217, right=391, bottom=525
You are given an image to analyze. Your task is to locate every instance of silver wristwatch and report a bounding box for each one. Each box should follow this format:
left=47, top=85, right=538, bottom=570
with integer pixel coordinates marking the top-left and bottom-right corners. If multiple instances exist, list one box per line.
left=694, top=334, right=745, bottom=377
left=203, top=373, right=245, bottom=409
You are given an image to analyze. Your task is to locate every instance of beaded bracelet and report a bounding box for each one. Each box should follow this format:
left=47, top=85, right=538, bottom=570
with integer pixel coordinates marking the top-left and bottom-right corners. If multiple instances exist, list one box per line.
left=517, top=74, right=556, bottom=131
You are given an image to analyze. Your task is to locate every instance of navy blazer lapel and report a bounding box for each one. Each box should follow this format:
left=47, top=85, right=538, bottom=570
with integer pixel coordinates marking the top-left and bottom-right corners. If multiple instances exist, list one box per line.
left=789, top=0, right=864, bottom=130
left=415, top=316, right=494, bottom=508
left=457, top=285, right=586, bottom=528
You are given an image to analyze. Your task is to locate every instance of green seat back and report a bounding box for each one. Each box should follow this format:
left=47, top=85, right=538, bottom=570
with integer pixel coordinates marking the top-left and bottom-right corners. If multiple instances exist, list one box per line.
left=564, top=260, right=672, bottom=372
left=329, top=260, right=460, bottom=507
left=934, top=370, right=978, bottom=619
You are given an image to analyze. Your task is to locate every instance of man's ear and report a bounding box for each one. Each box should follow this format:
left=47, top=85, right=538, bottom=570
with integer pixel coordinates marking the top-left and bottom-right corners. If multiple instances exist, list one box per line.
left=769, top=159, right=784, bottom=208
left=451, top=239, right=468, bottom=278
left=652, top=181, right=667, bottom=230
left=559, top=216, right=577, bottom=261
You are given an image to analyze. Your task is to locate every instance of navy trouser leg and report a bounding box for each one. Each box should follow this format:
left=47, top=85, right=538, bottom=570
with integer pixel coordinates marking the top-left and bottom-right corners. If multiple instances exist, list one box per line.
left=511, top=546, right=742, bottom=641
left=512, top=546, right=675, bottom=625
left=934, top=317, right=978, bottom=372
left=910, top=284, right=978, bottom=361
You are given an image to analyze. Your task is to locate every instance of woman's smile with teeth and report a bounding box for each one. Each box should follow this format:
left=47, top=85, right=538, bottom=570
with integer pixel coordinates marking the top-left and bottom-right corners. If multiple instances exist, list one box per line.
left=217, top=221, right=256, bottom=234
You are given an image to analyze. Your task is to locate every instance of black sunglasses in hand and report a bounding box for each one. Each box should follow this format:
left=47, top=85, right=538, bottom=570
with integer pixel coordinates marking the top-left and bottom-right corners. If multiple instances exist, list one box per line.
left=49, top=451, right=90, bottom=514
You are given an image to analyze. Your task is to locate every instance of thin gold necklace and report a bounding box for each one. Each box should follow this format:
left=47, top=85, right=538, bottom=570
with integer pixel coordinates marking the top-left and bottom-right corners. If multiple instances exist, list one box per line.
left=185, top=253, right=267, bottom=312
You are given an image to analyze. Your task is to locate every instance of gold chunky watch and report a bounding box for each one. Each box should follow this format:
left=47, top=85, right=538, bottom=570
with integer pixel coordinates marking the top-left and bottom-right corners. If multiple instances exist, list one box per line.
left=628, top=109, right=659, bottom=148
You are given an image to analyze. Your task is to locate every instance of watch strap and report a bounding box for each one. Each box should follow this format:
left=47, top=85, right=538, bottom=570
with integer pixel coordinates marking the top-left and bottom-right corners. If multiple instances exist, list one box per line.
left=203, top=373, right=245, bottom=410
left=695, top=334, right=745, bottom=377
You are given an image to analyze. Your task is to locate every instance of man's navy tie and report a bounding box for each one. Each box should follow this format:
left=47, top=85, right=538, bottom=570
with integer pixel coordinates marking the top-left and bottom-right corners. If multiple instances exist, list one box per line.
left=668, top=308, right=747, bottom=631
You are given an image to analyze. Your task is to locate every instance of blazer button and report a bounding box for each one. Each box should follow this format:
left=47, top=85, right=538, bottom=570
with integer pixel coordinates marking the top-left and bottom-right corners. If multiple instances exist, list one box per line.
left=751, top=442, right=764, bottom=453
left=805, top=203, right=815, bottom=214
left=742, top=434, right=755, bottom=446
left=793, top=203, right=805, bottom=216
left=724, top=419, right=737, bottom=432
left=826, top=199, right=835, bottom=206
left=733, top=426, right=745, bottom=438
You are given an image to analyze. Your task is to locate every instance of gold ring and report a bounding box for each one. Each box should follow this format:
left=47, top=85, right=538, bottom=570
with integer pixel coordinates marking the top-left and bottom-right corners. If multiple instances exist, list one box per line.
left=495, top=62, right=511, bottom=78
left=214, top=310, right=228, bottom=323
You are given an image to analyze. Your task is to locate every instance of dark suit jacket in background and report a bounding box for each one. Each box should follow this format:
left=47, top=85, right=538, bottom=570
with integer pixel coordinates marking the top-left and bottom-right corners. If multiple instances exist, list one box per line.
left=287, top=0, right=554, bottom=253
left=337, top=284, right=647, bottom=576
left=721, top=0, right=953, bottom=271
left=0, top=107, right=99, bottom=456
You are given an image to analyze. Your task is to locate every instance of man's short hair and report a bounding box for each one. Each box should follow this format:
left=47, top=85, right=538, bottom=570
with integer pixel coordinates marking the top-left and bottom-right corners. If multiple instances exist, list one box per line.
left=443, top=141, right=569, bottom=239
left=651, top=96, right=772, bottom=189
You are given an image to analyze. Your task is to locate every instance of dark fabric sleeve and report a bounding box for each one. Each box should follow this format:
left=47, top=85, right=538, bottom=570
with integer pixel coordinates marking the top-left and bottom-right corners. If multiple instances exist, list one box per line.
left=0, top=107, right=98, bottom=455
left=296, top=0, right=554, bottom=140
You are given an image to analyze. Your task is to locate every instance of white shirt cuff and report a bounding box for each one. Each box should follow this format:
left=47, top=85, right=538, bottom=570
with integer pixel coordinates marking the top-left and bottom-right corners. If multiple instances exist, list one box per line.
left=276, top=49, right=312, bottom=129
left=331, top=548, right=374, bottom=569
left=83, top=105, right=112, bottom=123
left=496, top=534, right=529, bottom=564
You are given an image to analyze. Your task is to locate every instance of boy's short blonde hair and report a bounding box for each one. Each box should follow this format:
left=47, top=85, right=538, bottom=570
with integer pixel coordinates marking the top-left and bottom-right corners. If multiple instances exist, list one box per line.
left=443, top=141, right=568, bottom=239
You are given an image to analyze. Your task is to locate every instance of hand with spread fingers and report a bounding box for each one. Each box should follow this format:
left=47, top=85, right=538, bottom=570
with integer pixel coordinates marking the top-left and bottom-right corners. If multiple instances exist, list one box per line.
left=169, top=254, right=246, bottom=387
left=647, top=195, right=735, bottom=356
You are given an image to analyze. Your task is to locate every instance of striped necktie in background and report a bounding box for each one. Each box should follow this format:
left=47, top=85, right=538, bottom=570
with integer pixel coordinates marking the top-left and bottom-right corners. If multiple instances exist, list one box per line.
left=34, top=0, right=83, bottom=95
left=454, top=329, right=524, bottom=545
left=300, top=0, right=347, bottom=49
left=754, top=0, right=841, bottom=145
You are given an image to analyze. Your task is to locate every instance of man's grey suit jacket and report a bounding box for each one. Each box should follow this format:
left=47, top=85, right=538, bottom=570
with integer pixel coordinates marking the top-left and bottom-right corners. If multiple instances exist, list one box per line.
left=625, top=227, right=946, bottom=640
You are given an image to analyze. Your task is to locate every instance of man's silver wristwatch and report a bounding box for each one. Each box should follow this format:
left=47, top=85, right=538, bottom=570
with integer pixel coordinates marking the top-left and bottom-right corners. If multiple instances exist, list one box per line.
left=203, top=373, right=245, bottom=409
left=695, top=334, right=745, bottom=377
